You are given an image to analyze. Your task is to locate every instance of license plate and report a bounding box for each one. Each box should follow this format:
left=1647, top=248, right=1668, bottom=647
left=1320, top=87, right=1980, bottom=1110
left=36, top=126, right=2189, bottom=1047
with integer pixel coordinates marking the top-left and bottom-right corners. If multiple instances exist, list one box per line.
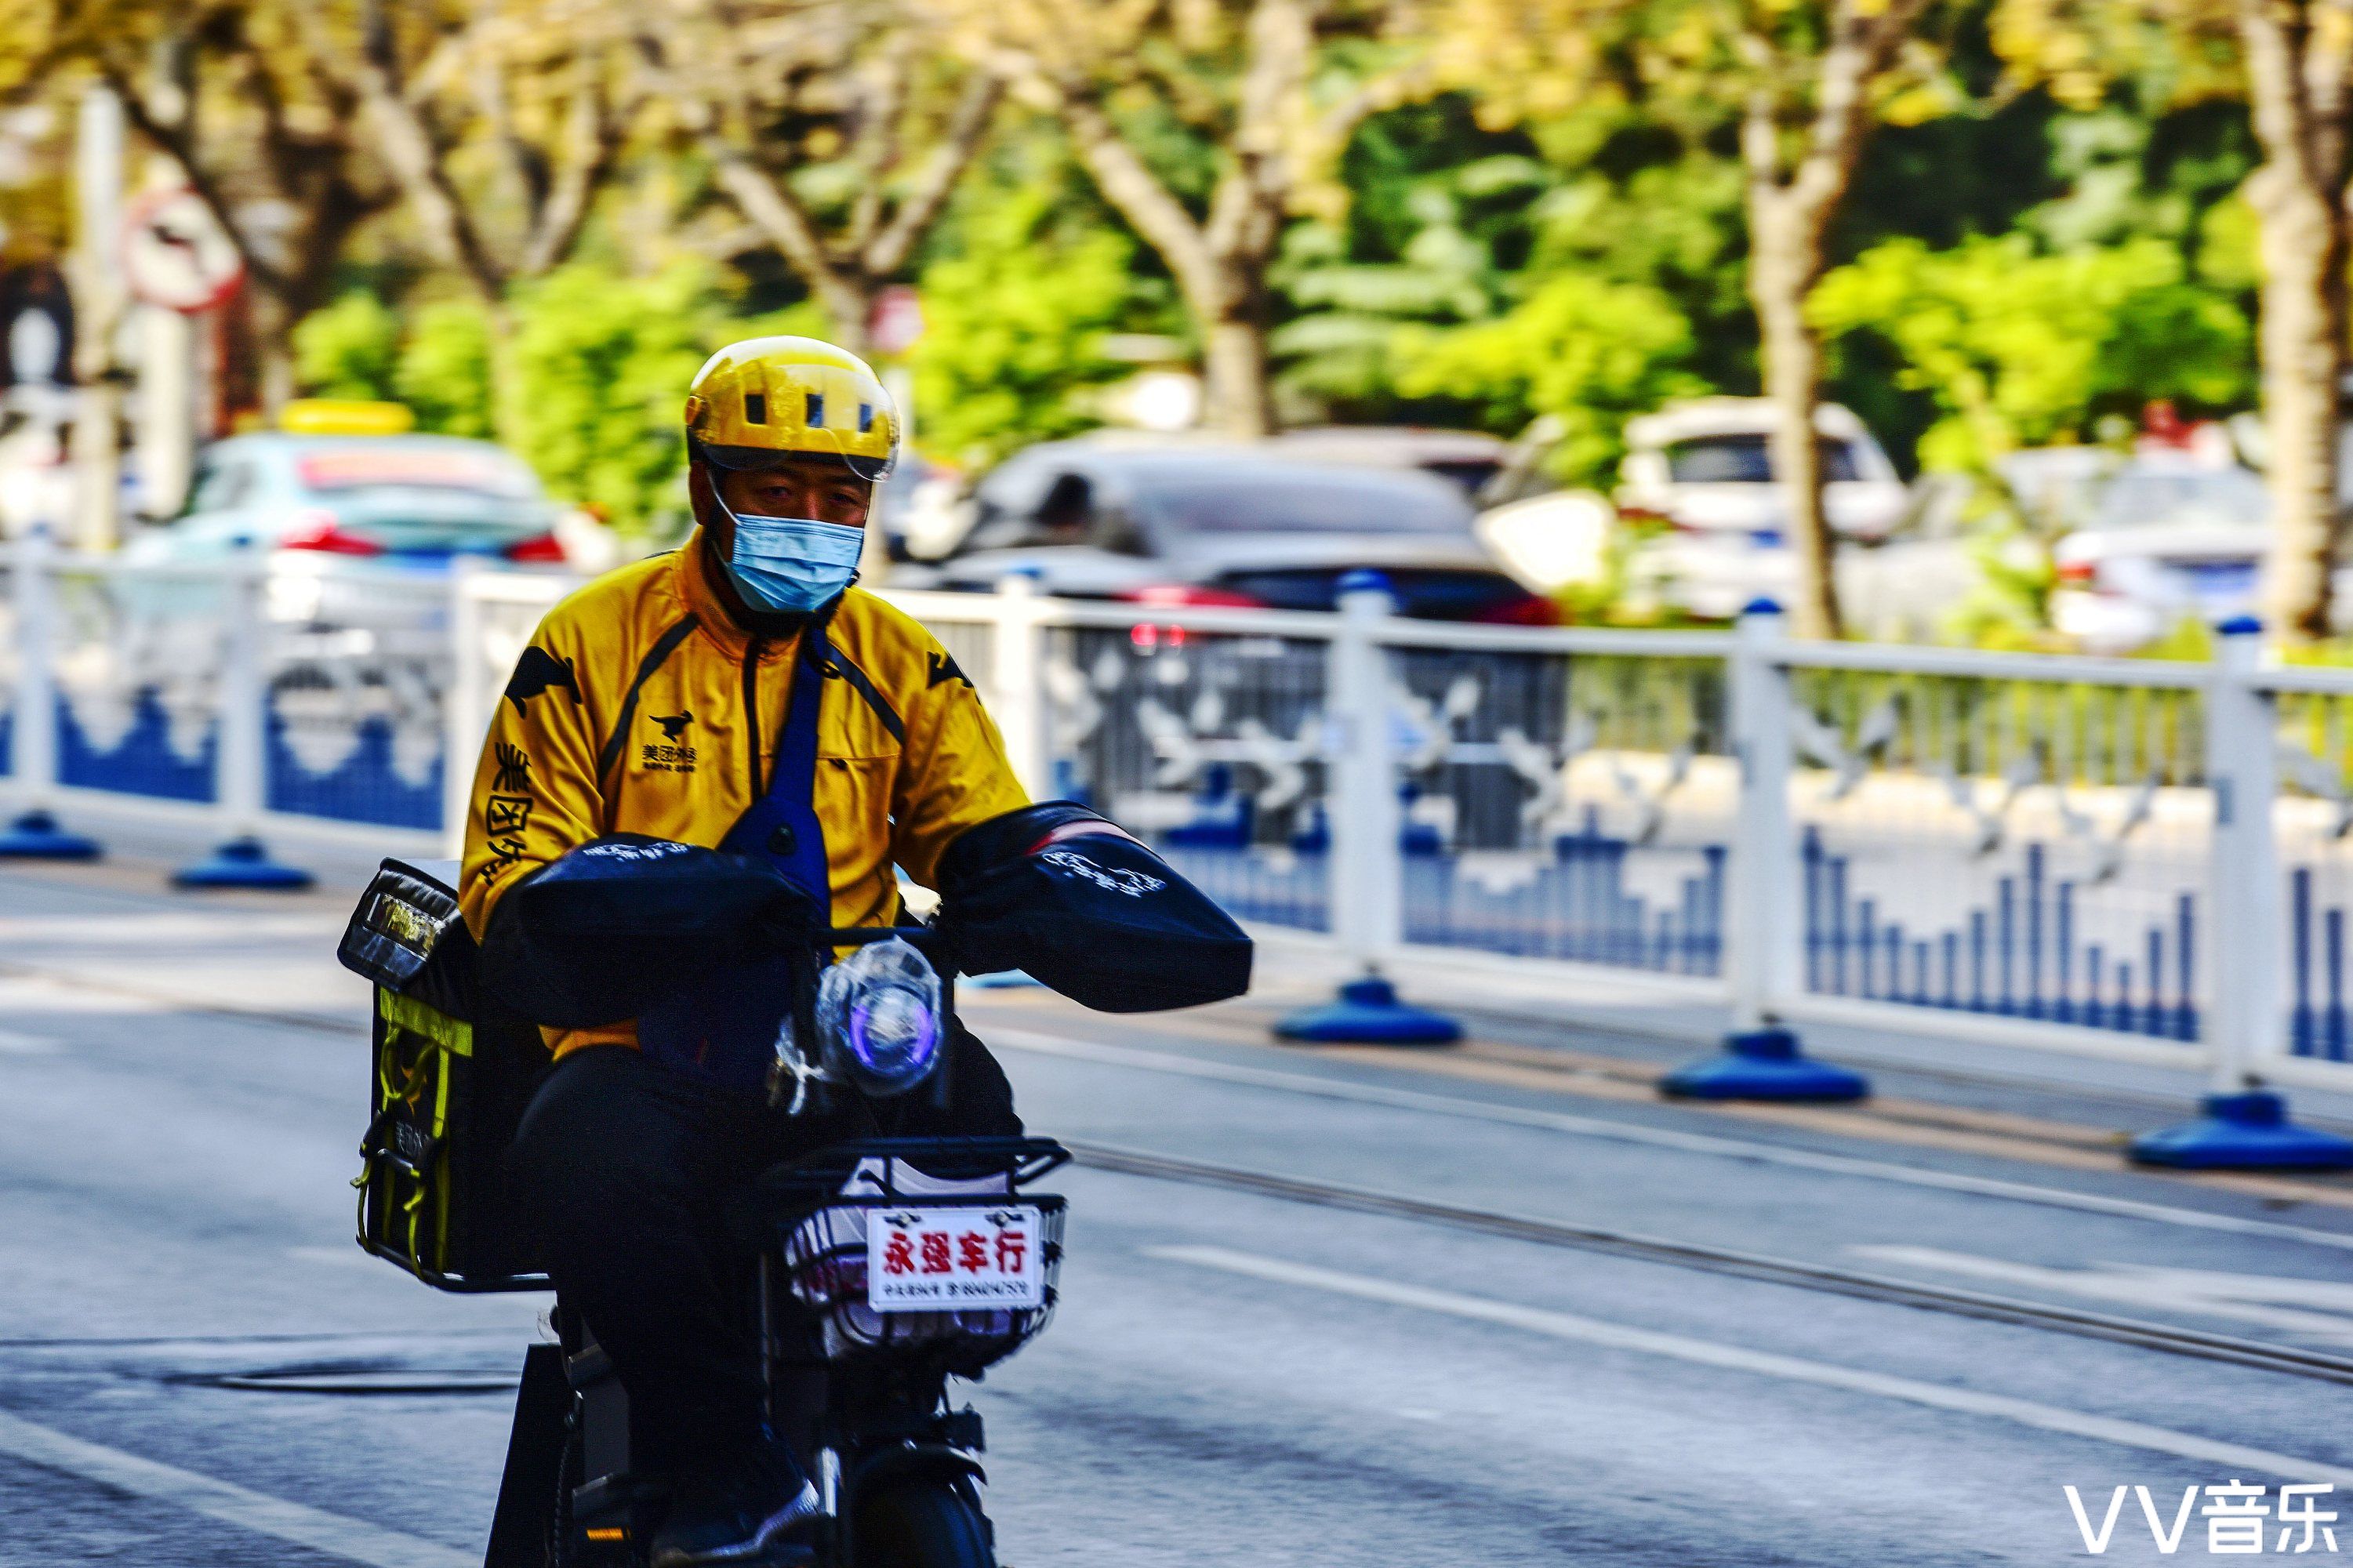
left=866, top=1206, right=1045, bottom=1311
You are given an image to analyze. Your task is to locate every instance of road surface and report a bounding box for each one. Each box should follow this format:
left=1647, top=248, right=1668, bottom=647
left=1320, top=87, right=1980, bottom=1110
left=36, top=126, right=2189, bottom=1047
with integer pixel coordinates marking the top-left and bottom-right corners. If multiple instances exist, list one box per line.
left=2, top=855, right=2350, bottom=1565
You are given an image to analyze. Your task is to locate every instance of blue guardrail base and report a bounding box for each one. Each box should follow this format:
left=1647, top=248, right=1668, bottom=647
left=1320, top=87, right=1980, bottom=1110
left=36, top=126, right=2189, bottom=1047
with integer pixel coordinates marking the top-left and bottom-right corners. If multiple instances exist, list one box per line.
left=1276, top=976, right=1463, bottom=1046
left=172, top=837, right=315, bottom=891
left=1661, top=1027, right=1871, bottom=1102
left=0, top=810, right=102, bottom=860
left=2129, top=1091, right=2353, bottom=1172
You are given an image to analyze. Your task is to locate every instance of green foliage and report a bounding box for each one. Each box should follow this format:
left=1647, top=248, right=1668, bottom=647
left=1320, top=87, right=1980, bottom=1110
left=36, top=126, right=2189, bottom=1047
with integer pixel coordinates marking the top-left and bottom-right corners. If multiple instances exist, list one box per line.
left=1942, top=527, right=2063, bottom=650
left=910, top=172, right=1167, bottom=468
left=1271, top=99, right=1538, bottom=417
left=283, top=56, right=2274, bottom=586
left=1268, top=96, right=1738, bottom=469
left=294, top=262, right=824, bottom=537
left=1392, top=274, right=1706, bottom=486
left=290, top=293, right=401, bottom=402
left=504, top=263, right=827, bottom=538
left=1811, top=233, right=2252, bottom=476
left=1271, top=209, right=1499, bottom=412
left=394, top=302, right=495, bottom=441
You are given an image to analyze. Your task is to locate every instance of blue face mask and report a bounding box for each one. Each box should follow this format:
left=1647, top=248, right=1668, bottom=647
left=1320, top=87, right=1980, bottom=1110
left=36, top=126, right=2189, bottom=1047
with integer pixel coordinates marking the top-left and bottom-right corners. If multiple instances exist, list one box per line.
left=718, top=496, right=864, bottom=615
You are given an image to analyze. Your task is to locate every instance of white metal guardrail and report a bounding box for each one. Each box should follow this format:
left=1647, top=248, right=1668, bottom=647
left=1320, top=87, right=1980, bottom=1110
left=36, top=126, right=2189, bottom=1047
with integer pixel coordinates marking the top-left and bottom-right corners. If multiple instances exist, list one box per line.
left=12, top=536, right=2353, bottom=1131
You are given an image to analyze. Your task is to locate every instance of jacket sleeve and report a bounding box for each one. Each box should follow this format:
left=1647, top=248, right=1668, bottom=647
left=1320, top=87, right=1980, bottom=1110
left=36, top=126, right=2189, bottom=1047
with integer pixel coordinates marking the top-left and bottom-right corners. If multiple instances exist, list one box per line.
left=888, top=630, right=1030, bottom=891
left=459, top=617, right=608, bottom=943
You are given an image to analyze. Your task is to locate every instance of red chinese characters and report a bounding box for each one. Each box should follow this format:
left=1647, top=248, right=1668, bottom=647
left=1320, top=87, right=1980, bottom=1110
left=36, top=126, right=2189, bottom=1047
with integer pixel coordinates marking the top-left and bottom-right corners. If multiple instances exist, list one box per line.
left=920, top=1231, right=953, bottom=1275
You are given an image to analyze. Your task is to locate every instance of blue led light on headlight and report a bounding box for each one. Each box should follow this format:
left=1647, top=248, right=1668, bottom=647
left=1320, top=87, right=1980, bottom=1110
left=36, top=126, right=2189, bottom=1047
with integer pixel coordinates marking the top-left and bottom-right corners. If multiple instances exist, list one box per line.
left=817, top=937, right=945, bottom=1097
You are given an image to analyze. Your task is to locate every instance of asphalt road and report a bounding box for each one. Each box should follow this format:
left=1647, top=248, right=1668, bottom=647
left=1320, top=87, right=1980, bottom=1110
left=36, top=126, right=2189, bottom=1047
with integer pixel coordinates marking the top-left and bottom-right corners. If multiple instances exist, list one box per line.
left=3, top=858, right=2352, bottom=1566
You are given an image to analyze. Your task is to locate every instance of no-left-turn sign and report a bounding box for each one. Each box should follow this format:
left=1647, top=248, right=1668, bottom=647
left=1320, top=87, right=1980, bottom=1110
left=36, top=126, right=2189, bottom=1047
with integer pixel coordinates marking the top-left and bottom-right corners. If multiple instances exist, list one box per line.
left=122, top=188, right=244, bottom=313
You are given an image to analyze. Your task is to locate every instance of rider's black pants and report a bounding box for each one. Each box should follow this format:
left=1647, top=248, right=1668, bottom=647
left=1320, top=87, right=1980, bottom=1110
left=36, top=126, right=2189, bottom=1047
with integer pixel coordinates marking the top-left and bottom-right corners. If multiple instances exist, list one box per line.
left=508, top=1025, right=1020, bottom=1475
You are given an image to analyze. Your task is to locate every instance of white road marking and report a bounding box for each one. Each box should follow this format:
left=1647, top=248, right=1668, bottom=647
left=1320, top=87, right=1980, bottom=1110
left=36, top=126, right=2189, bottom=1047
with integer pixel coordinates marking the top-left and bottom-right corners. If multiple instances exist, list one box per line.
left=991, top=1026, right=2353, bottom=1252
left=1154, top=1245, right=2353, bottom=1486
left=0, top=975, right=168, bottom=1014
left=1855, top=1244, right=2353, bottom=1346
left=0, top=1407, right=472, bottom=1567
left=0, top=912, right=339, bottom=942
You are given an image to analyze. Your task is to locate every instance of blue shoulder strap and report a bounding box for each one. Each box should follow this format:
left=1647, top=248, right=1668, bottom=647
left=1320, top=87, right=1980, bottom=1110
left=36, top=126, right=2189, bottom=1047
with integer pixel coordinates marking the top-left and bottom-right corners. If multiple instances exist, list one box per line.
left=638, top=625, right=831, bottom=1090
left=718, top=622, right=832, bottom=902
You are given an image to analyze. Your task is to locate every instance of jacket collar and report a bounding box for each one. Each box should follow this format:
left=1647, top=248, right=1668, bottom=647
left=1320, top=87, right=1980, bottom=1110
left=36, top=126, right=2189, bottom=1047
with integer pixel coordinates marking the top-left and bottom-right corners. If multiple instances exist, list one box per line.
left=677, top=528, right=799, bottom=662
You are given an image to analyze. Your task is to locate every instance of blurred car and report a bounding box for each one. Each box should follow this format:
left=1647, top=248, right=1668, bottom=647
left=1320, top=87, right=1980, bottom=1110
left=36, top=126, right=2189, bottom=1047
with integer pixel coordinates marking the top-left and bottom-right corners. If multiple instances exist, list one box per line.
left=129, top=429, right=565, bottom=568
left=873, top=451, right=965, bottom=564
left=1618, top=398, right=1908, bottom=543
left=1269, top=426, right=1512, bottom=498
left=1620, top=507, right=1982, bottom=635
left=1475, top=488, right=1615, bottom=595
left=902, top=435, right=1554, bottom=622
left=1610, top=398, right=1913, bottom=622
left=2049, top=458, right=2281, bottom=651
left=118, top=410, right=576, bottom=632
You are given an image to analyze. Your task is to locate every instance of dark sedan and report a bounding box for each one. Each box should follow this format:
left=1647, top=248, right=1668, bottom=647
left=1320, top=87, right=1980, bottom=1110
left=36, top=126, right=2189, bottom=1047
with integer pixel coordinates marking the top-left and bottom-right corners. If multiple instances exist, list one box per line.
left=908, top=437, right=1554, bottom=622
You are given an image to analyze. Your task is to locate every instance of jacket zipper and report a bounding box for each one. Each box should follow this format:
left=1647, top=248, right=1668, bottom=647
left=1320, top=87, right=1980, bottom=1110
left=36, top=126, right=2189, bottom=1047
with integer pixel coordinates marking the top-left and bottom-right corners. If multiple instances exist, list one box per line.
left=742, top=636, right=765, bottom=797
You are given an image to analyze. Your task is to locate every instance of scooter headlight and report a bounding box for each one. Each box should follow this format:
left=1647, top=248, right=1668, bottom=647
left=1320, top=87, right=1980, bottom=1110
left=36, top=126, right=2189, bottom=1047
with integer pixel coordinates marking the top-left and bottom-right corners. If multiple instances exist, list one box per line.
left=817, top=936, right=946, bottom=1097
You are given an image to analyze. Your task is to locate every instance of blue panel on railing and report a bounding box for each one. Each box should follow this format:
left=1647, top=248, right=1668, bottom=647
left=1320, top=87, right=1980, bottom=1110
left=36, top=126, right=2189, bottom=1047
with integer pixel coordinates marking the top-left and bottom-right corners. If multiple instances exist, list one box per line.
left=267, top=713, right=442, bottom=830
left=2287, top=867, right=2353, bottom=1061
left=0, top=708, right=12, bottom=777
left=1802, top=829, right=2199, bottom=1040
left=56, top=692, right=215, bottom=801
left=1403, top=815, right=1726, bottom=976
left=1160, top=844, right=1330, bottom=933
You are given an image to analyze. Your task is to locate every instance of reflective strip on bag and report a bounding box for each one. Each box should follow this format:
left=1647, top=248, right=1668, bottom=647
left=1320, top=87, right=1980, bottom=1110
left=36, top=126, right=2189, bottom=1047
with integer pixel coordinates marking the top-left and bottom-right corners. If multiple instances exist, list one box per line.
left=376, top=990, right=474, bottom=1057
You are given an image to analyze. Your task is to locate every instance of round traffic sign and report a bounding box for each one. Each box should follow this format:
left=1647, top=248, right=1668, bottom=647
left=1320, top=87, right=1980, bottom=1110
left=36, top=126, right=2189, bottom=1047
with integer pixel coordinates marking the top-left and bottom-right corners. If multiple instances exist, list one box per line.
left=122, top=188, right=244, bottom=313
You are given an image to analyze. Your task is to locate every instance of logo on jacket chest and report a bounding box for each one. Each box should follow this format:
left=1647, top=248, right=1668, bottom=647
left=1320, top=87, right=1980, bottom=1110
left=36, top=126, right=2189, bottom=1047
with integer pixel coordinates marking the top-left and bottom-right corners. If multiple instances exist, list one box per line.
left=639, top=710, right=698, bottom=775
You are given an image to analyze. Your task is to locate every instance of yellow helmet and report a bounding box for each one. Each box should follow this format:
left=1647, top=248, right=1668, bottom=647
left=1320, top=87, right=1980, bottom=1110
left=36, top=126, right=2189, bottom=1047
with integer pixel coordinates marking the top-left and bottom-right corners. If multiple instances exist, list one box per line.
left=684, top=336, right=899, bottom=481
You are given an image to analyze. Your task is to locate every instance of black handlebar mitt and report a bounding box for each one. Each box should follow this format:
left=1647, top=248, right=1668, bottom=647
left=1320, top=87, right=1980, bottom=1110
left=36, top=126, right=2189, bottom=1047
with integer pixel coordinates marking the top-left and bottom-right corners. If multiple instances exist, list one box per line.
left=935, top=802, right=1253, bottom=1011
left=477, top=834, right=825, bottom=1029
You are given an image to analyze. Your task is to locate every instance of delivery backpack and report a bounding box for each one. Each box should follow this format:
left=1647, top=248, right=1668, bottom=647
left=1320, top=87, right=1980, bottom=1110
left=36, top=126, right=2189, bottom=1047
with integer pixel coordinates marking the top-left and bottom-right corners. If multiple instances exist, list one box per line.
left=337, top=858, right=550, bottom=1293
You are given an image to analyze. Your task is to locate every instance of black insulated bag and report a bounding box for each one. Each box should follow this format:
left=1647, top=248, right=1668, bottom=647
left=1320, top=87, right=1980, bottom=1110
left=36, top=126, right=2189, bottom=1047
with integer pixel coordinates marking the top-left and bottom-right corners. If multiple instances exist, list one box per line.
left=936, top=802, right=1253, bottom=1012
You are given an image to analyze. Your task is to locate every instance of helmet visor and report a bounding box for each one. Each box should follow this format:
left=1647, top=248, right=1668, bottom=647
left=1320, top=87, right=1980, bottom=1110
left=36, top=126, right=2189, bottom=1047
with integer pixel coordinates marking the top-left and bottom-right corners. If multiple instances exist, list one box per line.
left=691, top=439, right=893, bottom=484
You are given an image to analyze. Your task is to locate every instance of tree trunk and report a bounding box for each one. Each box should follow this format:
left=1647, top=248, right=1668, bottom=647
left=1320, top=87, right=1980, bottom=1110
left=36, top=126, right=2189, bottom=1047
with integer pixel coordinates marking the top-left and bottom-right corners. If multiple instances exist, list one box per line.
left=830, top=281, right=875, bottom=361
left=1202, top=308, right=1273, bottom=439
left=247, top=287, right=299, bottom=421
left=1748, top=199, right=1842, bottom=640
left=482, top=296, right=528, bottom=454
left=2247, top=168, right=2348, bottom=642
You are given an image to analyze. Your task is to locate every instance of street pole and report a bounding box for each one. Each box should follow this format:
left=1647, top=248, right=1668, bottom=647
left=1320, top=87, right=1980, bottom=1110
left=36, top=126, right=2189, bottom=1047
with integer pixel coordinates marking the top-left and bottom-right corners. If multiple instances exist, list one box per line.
left=1273, top=571, right=1461, bottom=1044
left=1659, top=598, right=1868, bottom=1101
left=988, top=572, right=1051, bottom=799
left=2129, top=617, right=2353, bottom=1168
left=69, top=86, right=124, bottom=554
left=170, top=544, right=312, bottom=888
left=1726, top=603, right=1799, bottom=1032
left=0, top=528, right=103, bottom=857
left=135, top=303, right=194, bottom=519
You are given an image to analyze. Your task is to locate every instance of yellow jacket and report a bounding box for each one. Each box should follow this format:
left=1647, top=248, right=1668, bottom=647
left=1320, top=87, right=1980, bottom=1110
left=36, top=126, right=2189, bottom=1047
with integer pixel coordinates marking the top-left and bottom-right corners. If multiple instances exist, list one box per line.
left=459, top=535, right=1028, bottom=1059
